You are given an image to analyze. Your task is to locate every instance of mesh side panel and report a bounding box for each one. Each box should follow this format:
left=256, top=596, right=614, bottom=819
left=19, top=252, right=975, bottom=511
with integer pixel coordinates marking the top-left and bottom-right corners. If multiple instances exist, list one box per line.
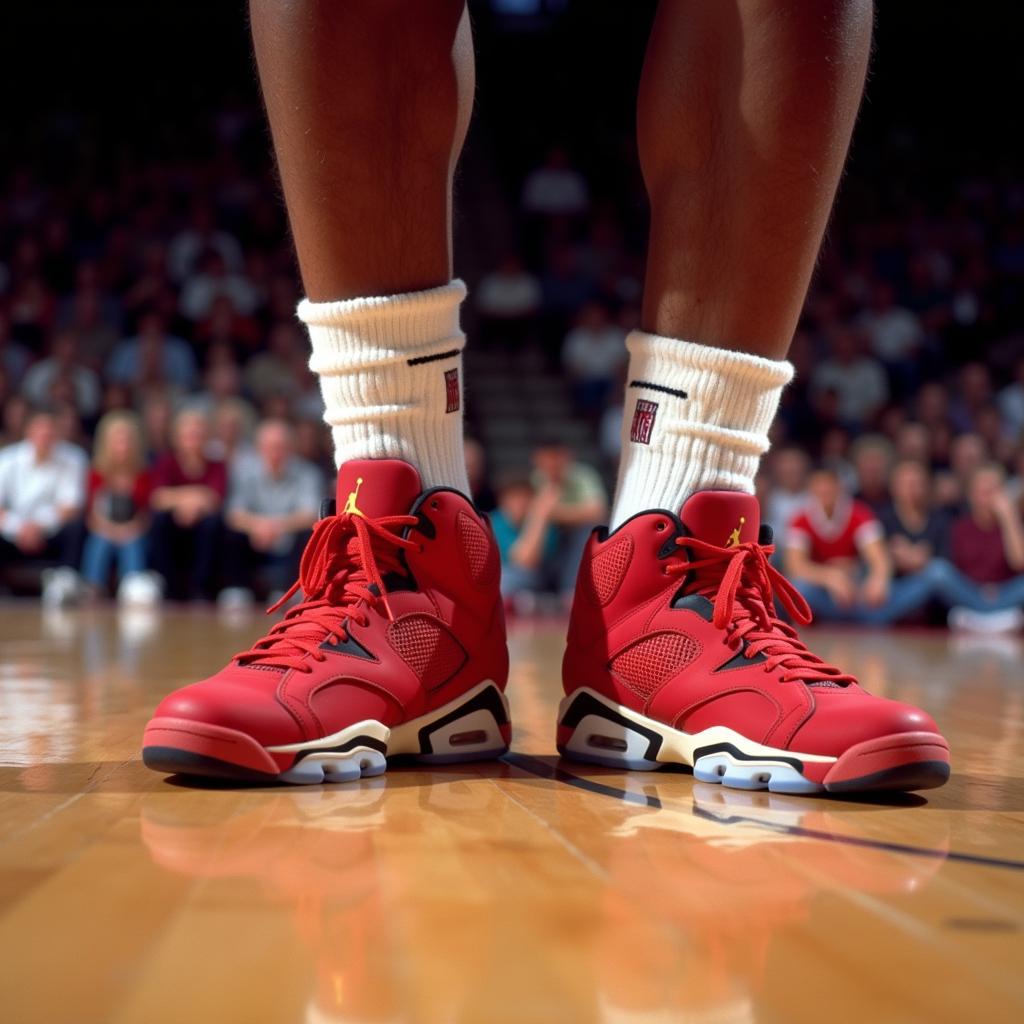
left=581, top=536, right=634, bottom=606
left=457, top=511, right=500, bottom=587
left=387, top=614, right=468, bottom=690
left=611, top=631, right=701, bottom=700
left=807, top=680, right=845, bottom=689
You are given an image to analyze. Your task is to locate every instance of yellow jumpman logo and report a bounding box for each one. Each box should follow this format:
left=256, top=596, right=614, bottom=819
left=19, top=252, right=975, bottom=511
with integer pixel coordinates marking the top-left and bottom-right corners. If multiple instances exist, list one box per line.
left=342, top=477, right=365, bottom=517
left=726, top=516, right=746, bottom=547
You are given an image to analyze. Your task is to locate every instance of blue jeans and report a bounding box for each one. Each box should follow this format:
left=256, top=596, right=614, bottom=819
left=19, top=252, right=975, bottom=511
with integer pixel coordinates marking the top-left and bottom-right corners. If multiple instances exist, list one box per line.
left=81, top=532, right=147, bottom=587
left=794, top=559, right=1024, bottom=625
left=925, top=558, right=1024, bottom=612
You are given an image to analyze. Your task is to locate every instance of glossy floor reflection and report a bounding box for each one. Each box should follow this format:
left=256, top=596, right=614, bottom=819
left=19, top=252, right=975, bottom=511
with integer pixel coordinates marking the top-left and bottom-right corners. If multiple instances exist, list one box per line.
left=0, top=604, right=1022, bottom=1023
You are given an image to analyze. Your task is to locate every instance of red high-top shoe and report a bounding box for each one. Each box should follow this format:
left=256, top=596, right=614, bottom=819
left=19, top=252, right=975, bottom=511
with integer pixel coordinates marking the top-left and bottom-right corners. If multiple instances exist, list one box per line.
left=558, top=491, right=950, bottom=794
left=143, top=459, right=510, bottom=783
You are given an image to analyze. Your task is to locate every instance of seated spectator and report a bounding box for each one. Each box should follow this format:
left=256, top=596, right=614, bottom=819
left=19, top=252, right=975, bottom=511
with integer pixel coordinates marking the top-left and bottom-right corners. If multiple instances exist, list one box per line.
left=858, top=281, right=923, bottom=395
left=106, top=309, right=198, bottom=393
left=761, top=446, right=810, bottom=538
left=208, top=396, right=258, bottom=466
left=244, top=322, right=304, bottom=405
left=997, top=356, right=1024, bottom=438
left=880, top=460, right=949, bottom=582
left=521, top=146, right=590, bottom=216
left=785, top=465, right=941, bottom=625
left=464, top=437, right=497, bottom=513
left=810, top=327, right=889, bottom=430
left=80, top=412, right=154, bottom=599
left=149, top=408, right=226, bottom=600
left=490, top=473, right=558, bottom=614
left=530, top=440, right=608, bottom=602
left=0, top=308, right=31, bottom=386
left=850, top=434, right=893, bottom=514
left=945, top=464, right=1024, bottom=632
left=21, top=330, right=102, bottom=420
left=0, top=408, right=86, bottom=602
left=221, top=419, right=322, bottom=605
left=179, top=249, right=260, bottom=322
left=167, top=203, right=244, bottom=283
left=561, top=301, right=627, bottom=418
left=475, top=255, right=542, bottom=348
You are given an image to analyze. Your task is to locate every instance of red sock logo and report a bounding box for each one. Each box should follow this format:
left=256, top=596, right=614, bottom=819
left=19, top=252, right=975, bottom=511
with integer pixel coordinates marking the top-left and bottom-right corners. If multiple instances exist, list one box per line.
left=445, top=368, right=460, bottom=413
left=630, top=399, right=658, bottom=444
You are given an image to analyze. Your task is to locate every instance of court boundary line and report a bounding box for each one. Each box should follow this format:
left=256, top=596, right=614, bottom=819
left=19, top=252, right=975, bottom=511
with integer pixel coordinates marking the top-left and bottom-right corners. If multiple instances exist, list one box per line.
left=503, top=752, right=1024, bottom=874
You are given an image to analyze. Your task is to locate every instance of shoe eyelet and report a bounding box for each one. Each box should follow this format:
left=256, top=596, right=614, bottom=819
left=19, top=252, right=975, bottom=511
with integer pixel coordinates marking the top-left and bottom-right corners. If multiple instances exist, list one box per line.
left=430, top=499, right=440, bottom=510
left=655, top=522, right=666, bottom=532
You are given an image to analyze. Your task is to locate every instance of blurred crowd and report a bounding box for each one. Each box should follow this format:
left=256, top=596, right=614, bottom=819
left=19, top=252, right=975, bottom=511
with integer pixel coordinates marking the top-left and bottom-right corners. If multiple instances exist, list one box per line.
left=1, top=92, right=1022, bottom=628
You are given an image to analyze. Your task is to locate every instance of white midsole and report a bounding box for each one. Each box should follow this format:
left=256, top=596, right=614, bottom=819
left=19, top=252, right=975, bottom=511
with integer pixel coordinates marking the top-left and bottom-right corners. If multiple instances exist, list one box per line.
left=265, top=680, right=506, bottom=756
left=559, top=687, right=836, bottom=766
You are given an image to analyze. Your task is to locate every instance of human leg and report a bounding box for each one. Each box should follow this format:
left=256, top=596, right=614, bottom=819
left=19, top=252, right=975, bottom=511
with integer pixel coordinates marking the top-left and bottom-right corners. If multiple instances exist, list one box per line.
left=611, top=0, right=873, bottom=526
left=561, top=2, right=948, bottom=794
left=81, top=534, right=116, bottom=589
left=252, top=0, right=474, bottom=491
left=144, top=4, right=510, bottom=783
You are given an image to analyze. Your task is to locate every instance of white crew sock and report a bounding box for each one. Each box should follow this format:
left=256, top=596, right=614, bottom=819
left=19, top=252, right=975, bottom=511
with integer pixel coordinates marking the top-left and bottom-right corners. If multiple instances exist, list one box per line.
left=610, top=330, right=794, bottom=528
left=299, top=279, right=470, bottom=492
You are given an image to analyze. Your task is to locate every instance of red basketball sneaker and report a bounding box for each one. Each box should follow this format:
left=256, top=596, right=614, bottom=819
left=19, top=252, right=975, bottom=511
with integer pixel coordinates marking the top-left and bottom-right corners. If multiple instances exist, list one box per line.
left=143, top=459, right=510, bottom=783
left=558, top=491, right=950, bottom=794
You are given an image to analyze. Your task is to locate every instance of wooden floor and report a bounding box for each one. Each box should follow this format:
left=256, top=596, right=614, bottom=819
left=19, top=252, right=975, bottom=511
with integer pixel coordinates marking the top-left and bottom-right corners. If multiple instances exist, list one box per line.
left=0, top=605, right=1022, bottom=1023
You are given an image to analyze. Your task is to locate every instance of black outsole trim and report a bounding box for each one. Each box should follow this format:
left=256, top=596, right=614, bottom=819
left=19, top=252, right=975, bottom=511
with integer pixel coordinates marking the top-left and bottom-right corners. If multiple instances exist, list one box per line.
left=143, top=746, right=280, bottom=783
left=559, top=692, right=664, bottom=762
left=292, top=734, right=388, bottom=765
left=692, top=741, right=805, bottom=773
left=417, top=685, right=509, bottom=755
left=825, top=760, right=951, bottom=793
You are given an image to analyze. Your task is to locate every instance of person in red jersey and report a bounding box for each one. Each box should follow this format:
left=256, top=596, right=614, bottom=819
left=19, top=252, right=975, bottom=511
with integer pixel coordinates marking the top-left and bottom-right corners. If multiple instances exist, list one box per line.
left=145, top=0, right=949, bottom=793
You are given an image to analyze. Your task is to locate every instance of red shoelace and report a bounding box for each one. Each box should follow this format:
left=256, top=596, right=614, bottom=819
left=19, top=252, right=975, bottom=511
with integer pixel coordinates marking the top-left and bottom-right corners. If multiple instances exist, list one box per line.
left=668, top=536, right=856, bottom=686
left=234, top=509, right=419, bottom=672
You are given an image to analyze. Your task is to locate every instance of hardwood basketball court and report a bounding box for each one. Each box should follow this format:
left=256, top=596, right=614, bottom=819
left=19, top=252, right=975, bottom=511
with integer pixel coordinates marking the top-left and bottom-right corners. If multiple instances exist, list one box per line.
left=0, top=604, right=1022, bottom=1022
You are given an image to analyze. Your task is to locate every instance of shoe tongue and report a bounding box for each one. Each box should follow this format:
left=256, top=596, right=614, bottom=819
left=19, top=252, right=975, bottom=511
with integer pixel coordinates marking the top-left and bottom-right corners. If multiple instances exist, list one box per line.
left=679, top=491, right=761, bottom=547
left=335, top=459, right=423, bottom=519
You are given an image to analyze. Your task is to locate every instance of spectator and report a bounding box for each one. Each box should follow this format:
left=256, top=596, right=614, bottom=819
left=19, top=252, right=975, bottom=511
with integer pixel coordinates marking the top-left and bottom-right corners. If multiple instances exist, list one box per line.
left=946, top=464, right=1024, bottom=632
left=858, top=281, right=923, bottom=394
left=208, top=396, right=258, bottom=465
left=530, top=440, right=608, bottom=601
left=997, top=356, right=1024, bottom=437
left=21, top=331, right=102, bottom=419
left=149, top=408, right=226, bottom=600
left=106, top=310, right=198, bottom=393
left=561, top=301, right=627, bottom=418
left=762, top=446, right=810, bottom=538
left=464, top=437, right=497, bottom=513
left=521, top=147, right=589, bottom=216
left=80, top=411, right=154, bottom=599
left=475, top=255, right=542, bottom=348
left=0, top=308, right=31, bottom=385
left=0, top=408, right=86, bottom=603
left=167, top=203, right=244, bottom=283
left=880, top=460, right=949, bottom=583
left=179, top=249, right=260, bottom=322
left=244, top=322, right=304, bottom=404
left=850, top=434, right=894, bottom=514
left=221, top=419, right=322, bottom=606
left=785, top=465, right=948, bottom=625
left=490, top=473, right=559, bottom=614
left=809, top=327, right=889, bottom=429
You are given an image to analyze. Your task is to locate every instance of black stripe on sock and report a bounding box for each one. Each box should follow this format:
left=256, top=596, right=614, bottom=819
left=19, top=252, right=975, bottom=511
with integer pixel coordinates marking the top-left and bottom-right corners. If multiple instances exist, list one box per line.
left=407, top=348, right=462, bottom=367
left=628, top=379, right=688, bottom=400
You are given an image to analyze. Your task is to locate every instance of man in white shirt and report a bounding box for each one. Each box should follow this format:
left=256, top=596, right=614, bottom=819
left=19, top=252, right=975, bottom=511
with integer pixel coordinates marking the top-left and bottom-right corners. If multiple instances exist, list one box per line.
left=220, top=419, right=324, bottom=604
left=0, top=409, right=87, bottom=574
